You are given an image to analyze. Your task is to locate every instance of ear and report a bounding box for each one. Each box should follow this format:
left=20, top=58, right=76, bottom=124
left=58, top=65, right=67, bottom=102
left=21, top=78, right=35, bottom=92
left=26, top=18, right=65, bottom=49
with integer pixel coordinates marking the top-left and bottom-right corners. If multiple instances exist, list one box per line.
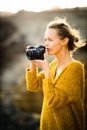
left=62, top=37, right=69, bottom=46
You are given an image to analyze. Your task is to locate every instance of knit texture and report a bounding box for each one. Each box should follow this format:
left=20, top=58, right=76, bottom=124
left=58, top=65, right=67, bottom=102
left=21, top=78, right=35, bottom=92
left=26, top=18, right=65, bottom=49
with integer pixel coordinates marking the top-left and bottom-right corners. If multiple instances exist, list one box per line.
left=26, top=59, right=85, bottom=130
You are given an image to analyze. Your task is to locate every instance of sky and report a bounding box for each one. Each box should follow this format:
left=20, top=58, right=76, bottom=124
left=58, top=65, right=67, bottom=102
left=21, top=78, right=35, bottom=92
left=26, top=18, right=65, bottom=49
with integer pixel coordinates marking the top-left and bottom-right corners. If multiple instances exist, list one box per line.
left=0, top=0, right=86, bottom=13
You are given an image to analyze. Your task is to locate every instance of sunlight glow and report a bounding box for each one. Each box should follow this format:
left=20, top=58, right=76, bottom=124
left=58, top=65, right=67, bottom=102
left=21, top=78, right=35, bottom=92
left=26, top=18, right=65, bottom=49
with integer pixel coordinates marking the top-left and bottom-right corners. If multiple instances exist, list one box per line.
left=0, top=0, right=86, bottom=13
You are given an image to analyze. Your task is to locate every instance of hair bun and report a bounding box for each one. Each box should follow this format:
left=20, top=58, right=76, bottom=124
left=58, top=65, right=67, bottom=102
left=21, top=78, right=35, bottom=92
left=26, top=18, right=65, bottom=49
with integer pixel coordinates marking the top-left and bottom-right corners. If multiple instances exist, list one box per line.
left=75, top=37, right=79, bottom=42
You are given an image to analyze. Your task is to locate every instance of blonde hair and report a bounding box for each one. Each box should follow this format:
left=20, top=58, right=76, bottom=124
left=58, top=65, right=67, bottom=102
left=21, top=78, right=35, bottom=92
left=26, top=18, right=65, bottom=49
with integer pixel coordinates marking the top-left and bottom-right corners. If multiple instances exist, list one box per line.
left=47, top=17, right=86, bottom=51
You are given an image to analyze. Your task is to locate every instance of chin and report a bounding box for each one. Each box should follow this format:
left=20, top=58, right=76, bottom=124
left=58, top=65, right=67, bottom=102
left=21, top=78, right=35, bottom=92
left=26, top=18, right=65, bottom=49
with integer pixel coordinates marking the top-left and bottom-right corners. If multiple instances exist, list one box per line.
left=47, top=50, right=54, bottom=55
left=48, top=52, right=54, bottom=55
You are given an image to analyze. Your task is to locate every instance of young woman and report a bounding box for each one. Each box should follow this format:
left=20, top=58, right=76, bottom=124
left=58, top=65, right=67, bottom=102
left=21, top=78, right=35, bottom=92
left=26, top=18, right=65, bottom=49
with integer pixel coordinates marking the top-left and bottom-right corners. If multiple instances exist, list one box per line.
left=26, top=17, right=85, bottom=130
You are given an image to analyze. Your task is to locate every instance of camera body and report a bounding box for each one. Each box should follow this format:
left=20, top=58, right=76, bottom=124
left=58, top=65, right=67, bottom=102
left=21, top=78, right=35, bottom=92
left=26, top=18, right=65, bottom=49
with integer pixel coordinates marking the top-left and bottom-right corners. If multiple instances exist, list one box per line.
left=26, top=45, right=46, bottom=60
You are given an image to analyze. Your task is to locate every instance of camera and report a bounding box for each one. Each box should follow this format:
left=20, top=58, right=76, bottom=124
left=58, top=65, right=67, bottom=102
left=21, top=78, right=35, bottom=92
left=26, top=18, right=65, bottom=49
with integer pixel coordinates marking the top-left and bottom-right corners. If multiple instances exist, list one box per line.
left=26, top=45, right=46, bottom=60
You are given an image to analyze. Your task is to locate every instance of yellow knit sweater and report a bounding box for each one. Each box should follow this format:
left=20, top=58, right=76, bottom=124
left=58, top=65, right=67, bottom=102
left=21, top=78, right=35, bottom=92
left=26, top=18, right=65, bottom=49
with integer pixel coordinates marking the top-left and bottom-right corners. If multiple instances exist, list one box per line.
left=26, top=59, right=85, bottom=130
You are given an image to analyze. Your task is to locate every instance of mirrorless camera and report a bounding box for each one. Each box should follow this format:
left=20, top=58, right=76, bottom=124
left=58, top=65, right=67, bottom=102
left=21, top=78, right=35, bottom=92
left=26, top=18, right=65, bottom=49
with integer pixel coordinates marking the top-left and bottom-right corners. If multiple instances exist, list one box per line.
left=26, top=45, right=46, bottom=60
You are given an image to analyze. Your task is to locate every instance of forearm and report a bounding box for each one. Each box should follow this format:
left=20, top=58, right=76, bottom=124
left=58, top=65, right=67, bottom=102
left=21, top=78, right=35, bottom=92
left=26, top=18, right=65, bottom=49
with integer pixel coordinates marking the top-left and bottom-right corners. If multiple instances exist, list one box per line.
left=26, top=67, right=44, bottom=91
left=30, top=61, right=36, bottom=72
left=43, top=65, right=50, bottom=78
left=26, top=68, right=38, bottom=91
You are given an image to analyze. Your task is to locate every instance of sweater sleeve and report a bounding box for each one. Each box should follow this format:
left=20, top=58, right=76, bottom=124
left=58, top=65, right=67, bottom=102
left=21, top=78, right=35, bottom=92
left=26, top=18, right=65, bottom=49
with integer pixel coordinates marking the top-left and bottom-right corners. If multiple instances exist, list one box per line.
left=43, top=62, right=84, bottom=109
left=26, top=59, right=57, bottom=92
left=26, top=68, right=44, bottom=91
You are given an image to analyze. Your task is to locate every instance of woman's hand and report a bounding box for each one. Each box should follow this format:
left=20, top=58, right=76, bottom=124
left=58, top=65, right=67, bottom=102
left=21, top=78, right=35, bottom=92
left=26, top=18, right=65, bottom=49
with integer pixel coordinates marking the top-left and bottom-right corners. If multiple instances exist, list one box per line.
left=26, top=46, right=37, bottom=71
left=26, top=46, right=50, bottom=78
left=30, top=54, right=50, bottom=78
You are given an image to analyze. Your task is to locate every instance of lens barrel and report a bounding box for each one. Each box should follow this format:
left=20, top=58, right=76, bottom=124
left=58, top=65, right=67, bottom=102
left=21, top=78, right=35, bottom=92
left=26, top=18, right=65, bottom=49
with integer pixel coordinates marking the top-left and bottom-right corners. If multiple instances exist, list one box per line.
left=26, top=45, right=45, bottom=60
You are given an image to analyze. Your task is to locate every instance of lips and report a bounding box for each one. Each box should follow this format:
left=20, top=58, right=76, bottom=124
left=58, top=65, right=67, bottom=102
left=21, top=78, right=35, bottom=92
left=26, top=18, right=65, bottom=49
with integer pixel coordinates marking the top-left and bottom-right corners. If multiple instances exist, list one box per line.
left=46, top=48, right=49, bottom=51
left=45, top=47, right=50, bottom=52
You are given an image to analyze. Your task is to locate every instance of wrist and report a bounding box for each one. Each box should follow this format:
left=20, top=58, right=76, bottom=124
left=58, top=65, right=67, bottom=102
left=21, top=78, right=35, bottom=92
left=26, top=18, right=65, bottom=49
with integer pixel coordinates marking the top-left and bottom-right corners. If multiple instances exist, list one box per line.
left=30, top=62, right=36, bottom=72
left=44, top=69, right=50, bottom=78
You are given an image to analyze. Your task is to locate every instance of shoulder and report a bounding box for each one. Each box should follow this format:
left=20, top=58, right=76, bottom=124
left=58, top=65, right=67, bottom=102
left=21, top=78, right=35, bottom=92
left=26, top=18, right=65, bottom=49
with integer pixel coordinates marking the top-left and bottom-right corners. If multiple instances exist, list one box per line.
left=67, top=60, right=84, bottom=75
left=69, top=60, right=84, bottom=69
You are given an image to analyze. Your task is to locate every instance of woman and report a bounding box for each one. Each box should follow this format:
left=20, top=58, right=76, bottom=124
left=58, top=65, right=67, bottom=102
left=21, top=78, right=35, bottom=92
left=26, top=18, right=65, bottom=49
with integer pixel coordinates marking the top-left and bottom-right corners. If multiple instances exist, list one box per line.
left=26, top=17, right=85, bottom=130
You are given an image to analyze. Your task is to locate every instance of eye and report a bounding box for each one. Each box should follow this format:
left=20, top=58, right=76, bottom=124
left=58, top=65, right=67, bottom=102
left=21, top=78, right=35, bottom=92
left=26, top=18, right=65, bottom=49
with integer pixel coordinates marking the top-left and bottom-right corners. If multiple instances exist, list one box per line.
left=48, top=38, right=53, bottom=41
left=44, top=38, right=47, bottom=41
left=44, top=38, right=53, bottom=42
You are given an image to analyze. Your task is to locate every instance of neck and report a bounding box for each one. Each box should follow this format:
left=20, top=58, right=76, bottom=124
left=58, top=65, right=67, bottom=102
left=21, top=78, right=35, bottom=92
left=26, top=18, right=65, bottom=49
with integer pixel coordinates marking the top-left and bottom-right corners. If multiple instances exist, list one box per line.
left=56, top=48, right=73, bottom=66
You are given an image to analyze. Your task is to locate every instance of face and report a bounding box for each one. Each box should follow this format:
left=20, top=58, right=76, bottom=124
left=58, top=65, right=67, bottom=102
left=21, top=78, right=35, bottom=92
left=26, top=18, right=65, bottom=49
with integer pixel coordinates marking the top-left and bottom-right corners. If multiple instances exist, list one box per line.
left=44, top=28, right=64, bottom=56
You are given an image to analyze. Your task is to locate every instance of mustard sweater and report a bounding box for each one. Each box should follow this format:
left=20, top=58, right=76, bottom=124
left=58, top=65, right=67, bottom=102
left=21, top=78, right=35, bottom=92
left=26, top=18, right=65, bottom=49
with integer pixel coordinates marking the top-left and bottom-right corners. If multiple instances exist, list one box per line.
left=26, top=59, right=85, bottom=130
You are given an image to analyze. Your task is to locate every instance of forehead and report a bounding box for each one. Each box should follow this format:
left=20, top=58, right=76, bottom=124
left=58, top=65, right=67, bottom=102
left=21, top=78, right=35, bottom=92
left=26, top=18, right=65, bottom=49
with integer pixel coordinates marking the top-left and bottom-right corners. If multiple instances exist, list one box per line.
left=44, top=28, right=58, bottom=37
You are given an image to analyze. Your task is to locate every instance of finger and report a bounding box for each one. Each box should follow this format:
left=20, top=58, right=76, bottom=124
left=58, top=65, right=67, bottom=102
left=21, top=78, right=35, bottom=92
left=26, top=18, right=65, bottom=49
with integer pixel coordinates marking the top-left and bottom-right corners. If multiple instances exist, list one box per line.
left=26, top=46, right=30, bottom=49
left=43, top=53, right=47, bottom=60
left=30, top=60, right=37, bottom=65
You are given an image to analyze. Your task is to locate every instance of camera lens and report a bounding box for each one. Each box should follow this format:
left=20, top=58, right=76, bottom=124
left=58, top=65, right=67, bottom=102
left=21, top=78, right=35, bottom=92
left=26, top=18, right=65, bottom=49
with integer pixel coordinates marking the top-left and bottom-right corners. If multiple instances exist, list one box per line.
left=26, top=45, right=45, bottom=60
left=36, top=49, right=41, bottom=59
left=26, top=50, right=32, bottom=60
left=32, top=49, right=37, bottom=59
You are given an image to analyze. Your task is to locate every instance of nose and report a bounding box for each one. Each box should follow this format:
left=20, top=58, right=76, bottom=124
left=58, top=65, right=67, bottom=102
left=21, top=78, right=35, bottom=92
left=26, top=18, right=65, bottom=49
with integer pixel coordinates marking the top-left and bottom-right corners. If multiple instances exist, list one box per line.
left=45, top=41, right=48, bottom=47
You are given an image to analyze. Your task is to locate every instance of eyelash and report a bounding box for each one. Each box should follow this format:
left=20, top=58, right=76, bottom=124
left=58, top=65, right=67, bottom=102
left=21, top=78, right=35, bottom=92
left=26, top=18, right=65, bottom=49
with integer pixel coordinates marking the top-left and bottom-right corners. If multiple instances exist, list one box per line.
left=45, top=38, right=53, bottom=41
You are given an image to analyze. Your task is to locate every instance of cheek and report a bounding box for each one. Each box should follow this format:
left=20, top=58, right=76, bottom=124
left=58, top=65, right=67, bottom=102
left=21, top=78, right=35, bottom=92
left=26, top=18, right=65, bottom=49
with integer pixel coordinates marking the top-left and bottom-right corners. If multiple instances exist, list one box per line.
left=51, top=42, right=62, bottom=54
left=53, top=42, right=61, bottom=50
left=47, top=39, right=63, bottom=55
left=48, top=44, right=58, bottom=54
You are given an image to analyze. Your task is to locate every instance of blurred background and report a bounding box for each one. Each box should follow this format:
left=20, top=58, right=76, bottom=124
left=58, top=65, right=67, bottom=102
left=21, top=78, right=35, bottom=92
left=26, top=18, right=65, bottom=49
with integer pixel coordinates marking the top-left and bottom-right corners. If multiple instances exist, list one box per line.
left=0, top=0, right=87, bottom=130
